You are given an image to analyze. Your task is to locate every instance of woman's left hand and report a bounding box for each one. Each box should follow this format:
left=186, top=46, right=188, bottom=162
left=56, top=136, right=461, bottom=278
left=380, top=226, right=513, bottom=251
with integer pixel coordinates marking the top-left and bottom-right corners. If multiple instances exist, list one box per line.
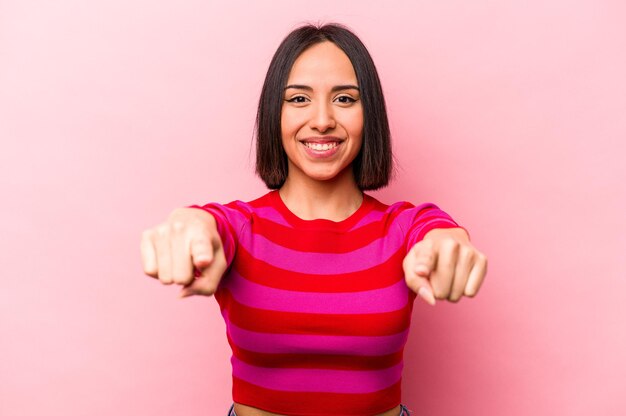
left=402, top=227, right=487, bottom=306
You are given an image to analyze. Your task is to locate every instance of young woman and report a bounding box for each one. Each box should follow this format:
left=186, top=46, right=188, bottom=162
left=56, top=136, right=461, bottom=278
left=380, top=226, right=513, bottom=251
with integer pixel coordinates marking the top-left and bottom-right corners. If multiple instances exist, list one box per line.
left=140, top=23, right=487, bottom=416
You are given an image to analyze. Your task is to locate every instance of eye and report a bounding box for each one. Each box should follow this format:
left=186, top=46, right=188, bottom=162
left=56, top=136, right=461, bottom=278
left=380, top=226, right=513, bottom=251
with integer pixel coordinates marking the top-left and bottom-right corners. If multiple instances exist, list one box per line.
left=335, top=95, right=357, bottom=104
left=286, top=96, right=308, bottom=103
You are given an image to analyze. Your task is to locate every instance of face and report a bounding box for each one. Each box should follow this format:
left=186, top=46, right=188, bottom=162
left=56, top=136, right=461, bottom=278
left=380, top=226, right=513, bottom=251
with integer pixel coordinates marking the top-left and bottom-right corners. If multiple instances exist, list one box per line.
left=281, top=41, right=364, bottom=185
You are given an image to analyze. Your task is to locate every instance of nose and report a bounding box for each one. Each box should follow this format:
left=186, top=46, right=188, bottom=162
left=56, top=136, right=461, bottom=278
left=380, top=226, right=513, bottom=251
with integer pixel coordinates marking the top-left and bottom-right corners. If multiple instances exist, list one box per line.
left=309, top=101, right=336, bottom=132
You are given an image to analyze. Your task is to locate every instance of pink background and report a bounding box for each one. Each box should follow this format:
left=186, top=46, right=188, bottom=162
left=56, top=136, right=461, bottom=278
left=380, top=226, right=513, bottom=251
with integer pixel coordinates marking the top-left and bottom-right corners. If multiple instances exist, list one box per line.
left=1, top=1, right=625, bottom=415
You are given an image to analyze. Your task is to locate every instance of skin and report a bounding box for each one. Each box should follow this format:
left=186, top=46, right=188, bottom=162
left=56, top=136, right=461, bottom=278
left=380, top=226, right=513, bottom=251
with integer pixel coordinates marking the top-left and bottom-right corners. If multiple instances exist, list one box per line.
left=279, top=41, right=364, bottom=222
left=140, top=41, right=487, bottom=416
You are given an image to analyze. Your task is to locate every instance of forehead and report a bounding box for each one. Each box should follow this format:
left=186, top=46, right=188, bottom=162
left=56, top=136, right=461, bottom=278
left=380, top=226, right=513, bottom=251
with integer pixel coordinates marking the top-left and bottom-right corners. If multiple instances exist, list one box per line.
left=287, top=41, right=357, bottom=84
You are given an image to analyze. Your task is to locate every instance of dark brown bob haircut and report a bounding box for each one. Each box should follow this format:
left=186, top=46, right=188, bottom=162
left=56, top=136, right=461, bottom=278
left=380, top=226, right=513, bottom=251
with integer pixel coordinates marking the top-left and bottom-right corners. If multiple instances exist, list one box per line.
left=255, top=22, right=393, bottom=190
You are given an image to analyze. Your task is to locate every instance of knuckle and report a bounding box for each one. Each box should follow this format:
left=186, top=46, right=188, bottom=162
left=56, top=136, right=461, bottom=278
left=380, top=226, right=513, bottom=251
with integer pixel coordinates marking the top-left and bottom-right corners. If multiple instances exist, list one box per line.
left=155, top=224, right=169, bottom=237
left=444, top=239, right=460, bottom=252
left=167, top=207, right=188, bottom=220
left=459, top=247, right=475, bottom=262
left=419, top=240, right=434, bottom=252
left=171, top=220, right=186, bottom=233
left=418, top=251, right=434, bottom=262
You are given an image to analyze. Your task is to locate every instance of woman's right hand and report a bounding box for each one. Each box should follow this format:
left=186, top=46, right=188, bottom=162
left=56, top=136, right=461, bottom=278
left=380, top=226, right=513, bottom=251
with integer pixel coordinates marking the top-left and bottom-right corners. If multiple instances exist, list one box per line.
left=140, top=208, right=227, bottom=298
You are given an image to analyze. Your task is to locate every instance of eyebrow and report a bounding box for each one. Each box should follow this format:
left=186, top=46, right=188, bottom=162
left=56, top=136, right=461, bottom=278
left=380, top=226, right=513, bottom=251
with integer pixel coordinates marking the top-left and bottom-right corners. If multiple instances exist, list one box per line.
left=284, top=84, right=360, bottom=92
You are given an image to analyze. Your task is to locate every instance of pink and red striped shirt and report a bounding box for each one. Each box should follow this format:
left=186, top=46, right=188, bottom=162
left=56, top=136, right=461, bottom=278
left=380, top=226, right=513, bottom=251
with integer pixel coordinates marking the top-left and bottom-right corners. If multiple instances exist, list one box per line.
left=189, top=190, right=462, bottom=415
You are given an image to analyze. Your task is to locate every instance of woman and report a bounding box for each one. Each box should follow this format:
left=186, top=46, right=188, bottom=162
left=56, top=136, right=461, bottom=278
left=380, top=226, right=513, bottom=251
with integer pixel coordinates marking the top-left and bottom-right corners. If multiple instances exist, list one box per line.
left=140, top=23, right=487, bottom=416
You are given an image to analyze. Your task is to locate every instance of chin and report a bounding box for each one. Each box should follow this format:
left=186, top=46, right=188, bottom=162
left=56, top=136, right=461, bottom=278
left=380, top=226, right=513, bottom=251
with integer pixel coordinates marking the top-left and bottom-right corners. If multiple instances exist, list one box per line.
left=310, top=172, right=353, bottom=184
left=306, top=173, right=338, bottom=182
left=294, top=162, right=353, bottom=184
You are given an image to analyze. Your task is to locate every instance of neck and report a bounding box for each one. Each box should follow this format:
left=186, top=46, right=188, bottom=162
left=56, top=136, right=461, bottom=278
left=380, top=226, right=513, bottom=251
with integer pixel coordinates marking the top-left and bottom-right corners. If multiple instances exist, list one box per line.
left=279, top=167, right=363, bottom=222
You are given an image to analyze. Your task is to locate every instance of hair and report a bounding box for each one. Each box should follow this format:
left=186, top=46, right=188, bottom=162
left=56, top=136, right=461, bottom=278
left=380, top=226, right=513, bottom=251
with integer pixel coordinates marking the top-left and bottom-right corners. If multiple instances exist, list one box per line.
left=255, top=22, right=394, bottom=190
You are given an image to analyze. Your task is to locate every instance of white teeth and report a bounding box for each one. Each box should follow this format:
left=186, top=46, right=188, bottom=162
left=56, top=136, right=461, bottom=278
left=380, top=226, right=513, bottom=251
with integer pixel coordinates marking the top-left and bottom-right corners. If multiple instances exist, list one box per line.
left=304, top=142, right=339, bottom=151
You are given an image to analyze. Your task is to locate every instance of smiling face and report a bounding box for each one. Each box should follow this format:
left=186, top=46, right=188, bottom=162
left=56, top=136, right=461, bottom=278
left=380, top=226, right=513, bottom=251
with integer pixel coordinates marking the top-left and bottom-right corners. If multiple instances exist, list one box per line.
left=280, top=41, right=364, bottom=186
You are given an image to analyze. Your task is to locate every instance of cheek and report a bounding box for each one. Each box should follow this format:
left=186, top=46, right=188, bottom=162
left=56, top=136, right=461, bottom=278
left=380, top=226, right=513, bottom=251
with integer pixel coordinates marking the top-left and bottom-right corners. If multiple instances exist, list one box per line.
left=280, top=115, right=296, bottom=153
left=280, top=108, right=299, bottom=138
left=350, top=114, right=364, bottom=152
left=344, top=108, right=364, bottom=133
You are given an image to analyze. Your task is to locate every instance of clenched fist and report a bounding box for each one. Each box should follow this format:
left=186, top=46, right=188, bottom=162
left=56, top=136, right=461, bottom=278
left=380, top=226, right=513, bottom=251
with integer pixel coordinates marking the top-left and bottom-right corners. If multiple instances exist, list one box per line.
left=140, top=208, right=227, bottom=298
left=403, top=227, right=487, bottom=305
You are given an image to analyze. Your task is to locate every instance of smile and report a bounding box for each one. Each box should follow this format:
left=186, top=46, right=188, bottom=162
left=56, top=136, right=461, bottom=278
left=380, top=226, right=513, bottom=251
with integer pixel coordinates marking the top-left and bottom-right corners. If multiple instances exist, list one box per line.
left=299, top=138, right=343, bottom=159
left=303, top=142, right=339, bottom=151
